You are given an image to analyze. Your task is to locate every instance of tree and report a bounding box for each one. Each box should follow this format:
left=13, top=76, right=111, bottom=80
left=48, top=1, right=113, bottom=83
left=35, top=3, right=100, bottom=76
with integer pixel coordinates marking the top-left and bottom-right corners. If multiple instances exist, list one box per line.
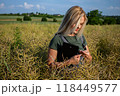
left=53, top=18, right=57, bottom=22
left=23, top=15, right=32, bottom=21
left=116, top=18, right=120, bottom=24
left=16, top=18, right=22, bottom=22
left=87, top=10, right=102, bottom=17
left=87, top=10, right=103, bottom=25
left=103, top=17, right=116, bottom=25
left=41, top=17, right=47, bottom=22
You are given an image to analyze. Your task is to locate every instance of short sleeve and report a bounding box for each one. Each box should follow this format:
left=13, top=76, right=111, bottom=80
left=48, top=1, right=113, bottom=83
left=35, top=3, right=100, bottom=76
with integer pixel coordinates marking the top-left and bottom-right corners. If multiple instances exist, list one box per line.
left=81, top=35, right=87, bottom=46
left=49, top=35, right=61, bottom=50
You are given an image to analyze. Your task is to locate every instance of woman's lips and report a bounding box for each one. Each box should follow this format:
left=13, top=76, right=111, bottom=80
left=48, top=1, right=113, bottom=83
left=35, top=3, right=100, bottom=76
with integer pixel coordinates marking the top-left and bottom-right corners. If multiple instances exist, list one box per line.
left=75, top=29, right=79, bottom=31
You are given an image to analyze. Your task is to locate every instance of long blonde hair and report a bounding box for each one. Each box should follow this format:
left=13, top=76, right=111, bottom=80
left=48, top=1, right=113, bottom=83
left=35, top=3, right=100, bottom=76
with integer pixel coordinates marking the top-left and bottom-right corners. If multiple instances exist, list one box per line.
left=56, top=6, right=88, bottom=38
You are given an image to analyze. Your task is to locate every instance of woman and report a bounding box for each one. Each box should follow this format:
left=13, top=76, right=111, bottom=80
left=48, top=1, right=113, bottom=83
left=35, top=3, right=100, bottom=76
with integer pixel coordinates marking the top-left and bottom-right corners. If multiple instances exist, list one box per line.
left=48, top=6, right=92, bottom=69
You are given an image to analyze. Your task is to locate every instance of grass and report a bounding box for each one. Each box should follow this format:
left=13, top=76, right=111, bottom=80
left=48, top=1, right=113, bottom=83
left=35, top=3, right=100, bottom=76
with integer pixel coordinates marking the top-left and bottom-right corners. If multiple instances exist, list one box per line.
left=0, top=23, right=120, bottom=80
left=0, top=16, right=63, bottom=24
left=0, top=21, right=61, bottom=24
left=0, top=16, right=23, bottom=19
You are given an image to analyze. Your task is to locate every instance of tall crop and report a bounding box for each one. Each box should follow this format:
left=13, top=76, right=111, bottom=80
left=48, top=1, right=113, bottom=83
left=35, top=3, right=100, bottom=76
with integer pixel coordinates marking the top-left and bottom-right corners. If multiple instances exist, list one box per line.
left=0, top=24, right=120, bottom=80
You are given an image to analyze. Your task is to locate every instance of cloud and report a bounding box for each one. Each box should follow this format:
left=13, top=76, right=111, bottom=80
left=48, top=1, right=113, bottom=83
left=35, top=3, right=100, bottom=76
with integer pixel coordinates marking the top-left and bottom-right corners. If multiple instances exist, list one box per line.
left=108, top=6, right=120, bottom=10
left=24, top=2, right=34, bottom=9
left=36, top=4, right=45, bottom=10
left=7, top=2, right=46, bottom=11
left=17, top=2, right=34, bottom=9
left=0, top=3, right=4, bottom=9
left=36, top=4, right=40, bottom=9
left=17, top=3, right=45, bottom=10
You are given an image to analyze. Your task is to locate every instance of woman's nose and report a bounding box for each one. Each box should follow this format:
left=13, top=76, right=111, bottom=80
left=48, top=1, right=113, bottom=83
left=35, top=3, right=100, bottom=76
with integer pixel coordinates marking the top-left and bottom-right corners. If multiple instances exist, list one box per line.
left=77, top=25, right=80, bottom=29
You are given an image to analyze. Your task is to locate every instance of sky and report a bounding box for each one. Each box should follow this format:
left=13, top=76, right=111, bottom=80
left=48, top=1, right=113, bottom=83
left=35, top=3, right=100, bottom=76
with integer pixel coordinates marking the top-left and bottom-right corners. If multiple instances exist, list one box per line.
left=0, top=0, right=120, bottom=16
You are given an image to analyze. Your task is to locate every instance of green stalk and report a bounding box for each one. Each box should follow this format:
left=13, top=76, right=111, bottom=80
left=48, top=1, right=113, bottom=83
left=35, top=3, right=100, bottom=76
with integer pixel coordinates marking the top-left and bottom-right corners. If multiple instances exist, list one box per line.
left=4, top=59, right=11, bottom=73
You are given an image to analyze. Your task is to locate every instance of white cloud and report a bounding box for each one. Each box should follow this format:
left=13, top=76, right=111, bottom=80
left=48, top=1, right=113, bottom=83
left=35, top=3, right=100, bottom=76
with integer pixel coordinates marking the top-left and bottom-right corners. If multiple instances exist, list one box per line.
left=17, top=3, right=33, bottom=9
left=24, top=2, right=34, bottom=9
left=108, top=6, right=120, bottom=10
left=36, top=4, right=46, bottom=10
left=10, top=2, right=45, bottom=10
left=0, top=3, right=4, bottom=8
left=36, top=4, right=40, bottom=9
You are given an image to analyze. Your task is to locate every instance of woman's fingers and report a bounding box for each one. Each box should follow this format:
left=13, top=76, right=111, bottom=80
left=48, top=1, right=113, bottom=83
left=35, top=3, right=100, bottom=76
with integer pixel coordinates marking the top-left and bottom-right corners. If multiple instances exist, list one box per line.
left=79, top=50, right=89, bottom=55
left=70, top=54, right=81, bottom=65
left=79, top=50, right=92, bottom=62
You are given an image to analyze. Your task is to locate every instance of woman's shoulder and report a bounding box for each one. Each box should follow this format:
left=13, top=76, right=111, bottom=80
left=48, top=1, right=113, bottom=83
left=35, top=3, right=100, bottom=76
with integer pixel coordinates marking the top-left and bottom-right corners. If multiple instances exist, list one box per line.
left=50, top=34, right=63, bottom=45
left=49, top=34, right=63, bottom=50
left=52, top=34, right=62, bottom=41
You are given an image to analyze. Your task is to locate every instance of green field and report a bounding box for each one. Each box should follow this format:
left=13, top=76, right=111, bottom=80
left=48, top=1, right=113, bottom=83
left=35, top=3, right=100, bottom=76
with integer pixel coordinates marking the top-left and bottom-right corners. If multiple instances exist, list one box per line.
left=0, top=16, right=24, bottom=19
left=0, top=21, right=120, bottom=80
left=0, top=16, right=62, bottom=24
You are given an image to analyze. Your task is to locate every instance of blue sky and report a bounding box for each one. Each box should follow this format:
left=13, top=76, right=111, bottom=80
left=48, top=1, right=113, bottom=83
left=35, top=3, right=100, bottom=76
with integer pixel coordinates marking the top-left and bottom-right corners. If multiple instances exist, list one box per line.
left=0, top=0, right=120, bottom=15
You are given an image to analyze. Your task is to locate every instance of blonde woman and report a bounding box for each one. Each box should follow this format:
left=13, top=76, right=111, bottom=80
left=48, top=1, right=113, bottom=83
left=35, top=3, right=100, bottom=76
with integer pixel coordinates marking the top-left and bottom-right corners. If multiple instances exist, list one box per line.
left=48, top=6, right=92, bottom=68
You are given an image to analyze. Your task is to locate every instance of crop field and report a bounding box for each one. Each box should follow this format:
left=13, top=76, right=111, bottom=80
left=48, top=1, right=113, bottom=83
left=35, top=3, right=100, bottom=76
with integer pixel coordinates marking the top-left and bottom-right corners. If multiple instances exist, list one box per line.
left=0, top=16, right=62, bottom=24
left=0, top=19, right=120, bottom=80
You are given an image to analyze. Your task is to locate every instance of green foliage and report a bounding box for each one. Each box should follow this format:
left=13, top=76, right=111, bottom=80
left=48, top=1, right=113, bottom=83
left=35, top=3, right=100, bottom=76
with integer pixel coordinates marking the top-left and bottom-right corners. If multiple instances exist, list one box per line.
left=87, top=10, right=119, bottom=25
left=53, top=18, right=57, bottom=22
left=88, top=17, right=103, bottom=25
left=116, top=18, right=120, bottom=24
left=103, top=17, right=116, bottom=25
left=47, top=15, right=53, bottom=18
left=23, top=15, right=32, bottom=21
left=87, top=10, right=103, bottom=25
left=12, top=27, right=23, bottom=49
left=16, top=18, right=22, bottom=22
left=41, top=17, right=47, bottom=22
left=87, top=10, right=102, bottom=17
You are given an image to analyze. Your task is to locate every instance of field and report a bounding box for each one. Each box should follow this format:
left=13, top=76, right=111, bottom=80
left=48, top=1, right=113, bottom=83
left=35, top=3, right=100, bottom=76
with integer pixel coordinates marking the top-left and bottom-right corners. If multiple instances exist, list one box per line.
left=0, top=17, right=120, bottom=80
left=0, top=16, right=62, bottom=24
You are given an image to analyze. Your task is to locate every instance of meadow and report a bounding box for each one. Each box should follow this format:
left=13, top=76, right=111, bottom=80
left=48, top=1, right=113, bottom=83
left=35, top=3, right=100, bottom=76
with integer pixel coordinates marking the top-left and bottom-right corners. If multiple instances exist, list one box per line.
left=0, top=20, right=120, bottom=80
left=0, top=16, right=62, bottom=24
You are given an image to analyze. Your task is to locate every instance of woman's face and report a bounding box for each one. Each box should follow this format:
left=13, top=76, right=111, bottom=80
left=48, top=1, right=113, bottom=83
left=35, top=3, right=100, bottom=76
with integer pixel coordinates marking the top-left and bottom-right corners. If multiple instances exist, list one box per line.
left=73, top=16, right=85, bottom=35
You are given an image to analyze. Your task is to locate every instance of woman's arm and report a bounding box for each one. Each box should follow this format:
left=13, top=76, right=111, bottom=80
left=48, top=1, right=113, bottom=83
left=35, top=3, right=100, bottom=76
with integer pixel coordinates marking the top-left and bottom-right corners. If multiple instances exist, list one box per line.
left=48, top=48, right=81, bottom=69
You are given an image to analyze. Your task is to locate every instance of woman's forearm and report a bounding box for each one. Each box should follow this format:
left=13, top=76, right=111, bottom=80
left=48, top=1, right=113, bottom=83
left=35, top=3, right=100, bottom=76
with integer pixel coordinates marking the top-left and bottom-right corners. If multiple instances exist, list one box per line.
left=48, top=54, right=82, bottom=69
left=48, top=59, right=72, bottom=69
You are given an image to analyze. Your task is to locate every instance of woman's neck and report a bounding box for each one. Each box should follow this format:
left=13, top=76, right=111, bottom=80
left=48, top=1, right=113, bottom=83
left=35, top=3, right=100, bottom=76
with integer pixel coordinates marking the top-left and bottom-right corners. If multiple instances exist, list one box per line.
left=68, top=33, right=76, bottom=36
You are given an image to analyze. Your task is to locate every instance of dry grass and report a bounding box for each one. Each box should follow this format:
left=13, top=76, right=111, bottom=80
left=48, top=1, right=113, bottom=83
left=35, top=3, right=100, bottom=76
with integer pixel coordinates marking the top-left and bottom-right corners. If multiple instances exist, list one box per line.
left=0, top=23, right=120, bottom=80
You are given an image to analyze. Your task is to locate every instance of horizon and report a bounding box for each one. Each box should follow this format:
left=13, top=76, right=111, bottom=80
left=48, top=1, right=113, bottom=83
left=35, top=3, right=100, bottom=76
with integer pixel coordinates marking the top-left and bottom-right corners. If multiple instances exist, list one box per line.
left=0, top=12, right=120, bottom=16
left=0, top=0, right=120, bottom=16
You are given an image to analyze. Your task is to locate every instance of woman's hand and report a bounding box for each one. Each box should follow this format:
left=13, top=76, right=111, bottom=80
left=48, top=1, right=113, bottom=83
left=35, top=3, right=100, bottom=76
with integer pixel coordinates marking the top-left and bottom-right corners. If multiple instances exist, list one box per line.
left=69, top=54, right=81, bottom=65
left=79, top=50, right=92, bottom=62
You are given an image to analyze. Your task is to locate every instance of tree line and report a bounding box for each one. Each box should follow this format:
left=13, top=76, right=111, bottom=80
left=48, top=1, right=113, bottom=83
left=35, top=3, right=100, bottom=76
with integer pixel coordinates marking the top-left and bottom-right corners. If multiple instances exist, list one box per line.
left=87, top=10, right=120, bottom=25
left=0, top=10, right=120, bottom=24
left=0, top=12, right=64, bottom=18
